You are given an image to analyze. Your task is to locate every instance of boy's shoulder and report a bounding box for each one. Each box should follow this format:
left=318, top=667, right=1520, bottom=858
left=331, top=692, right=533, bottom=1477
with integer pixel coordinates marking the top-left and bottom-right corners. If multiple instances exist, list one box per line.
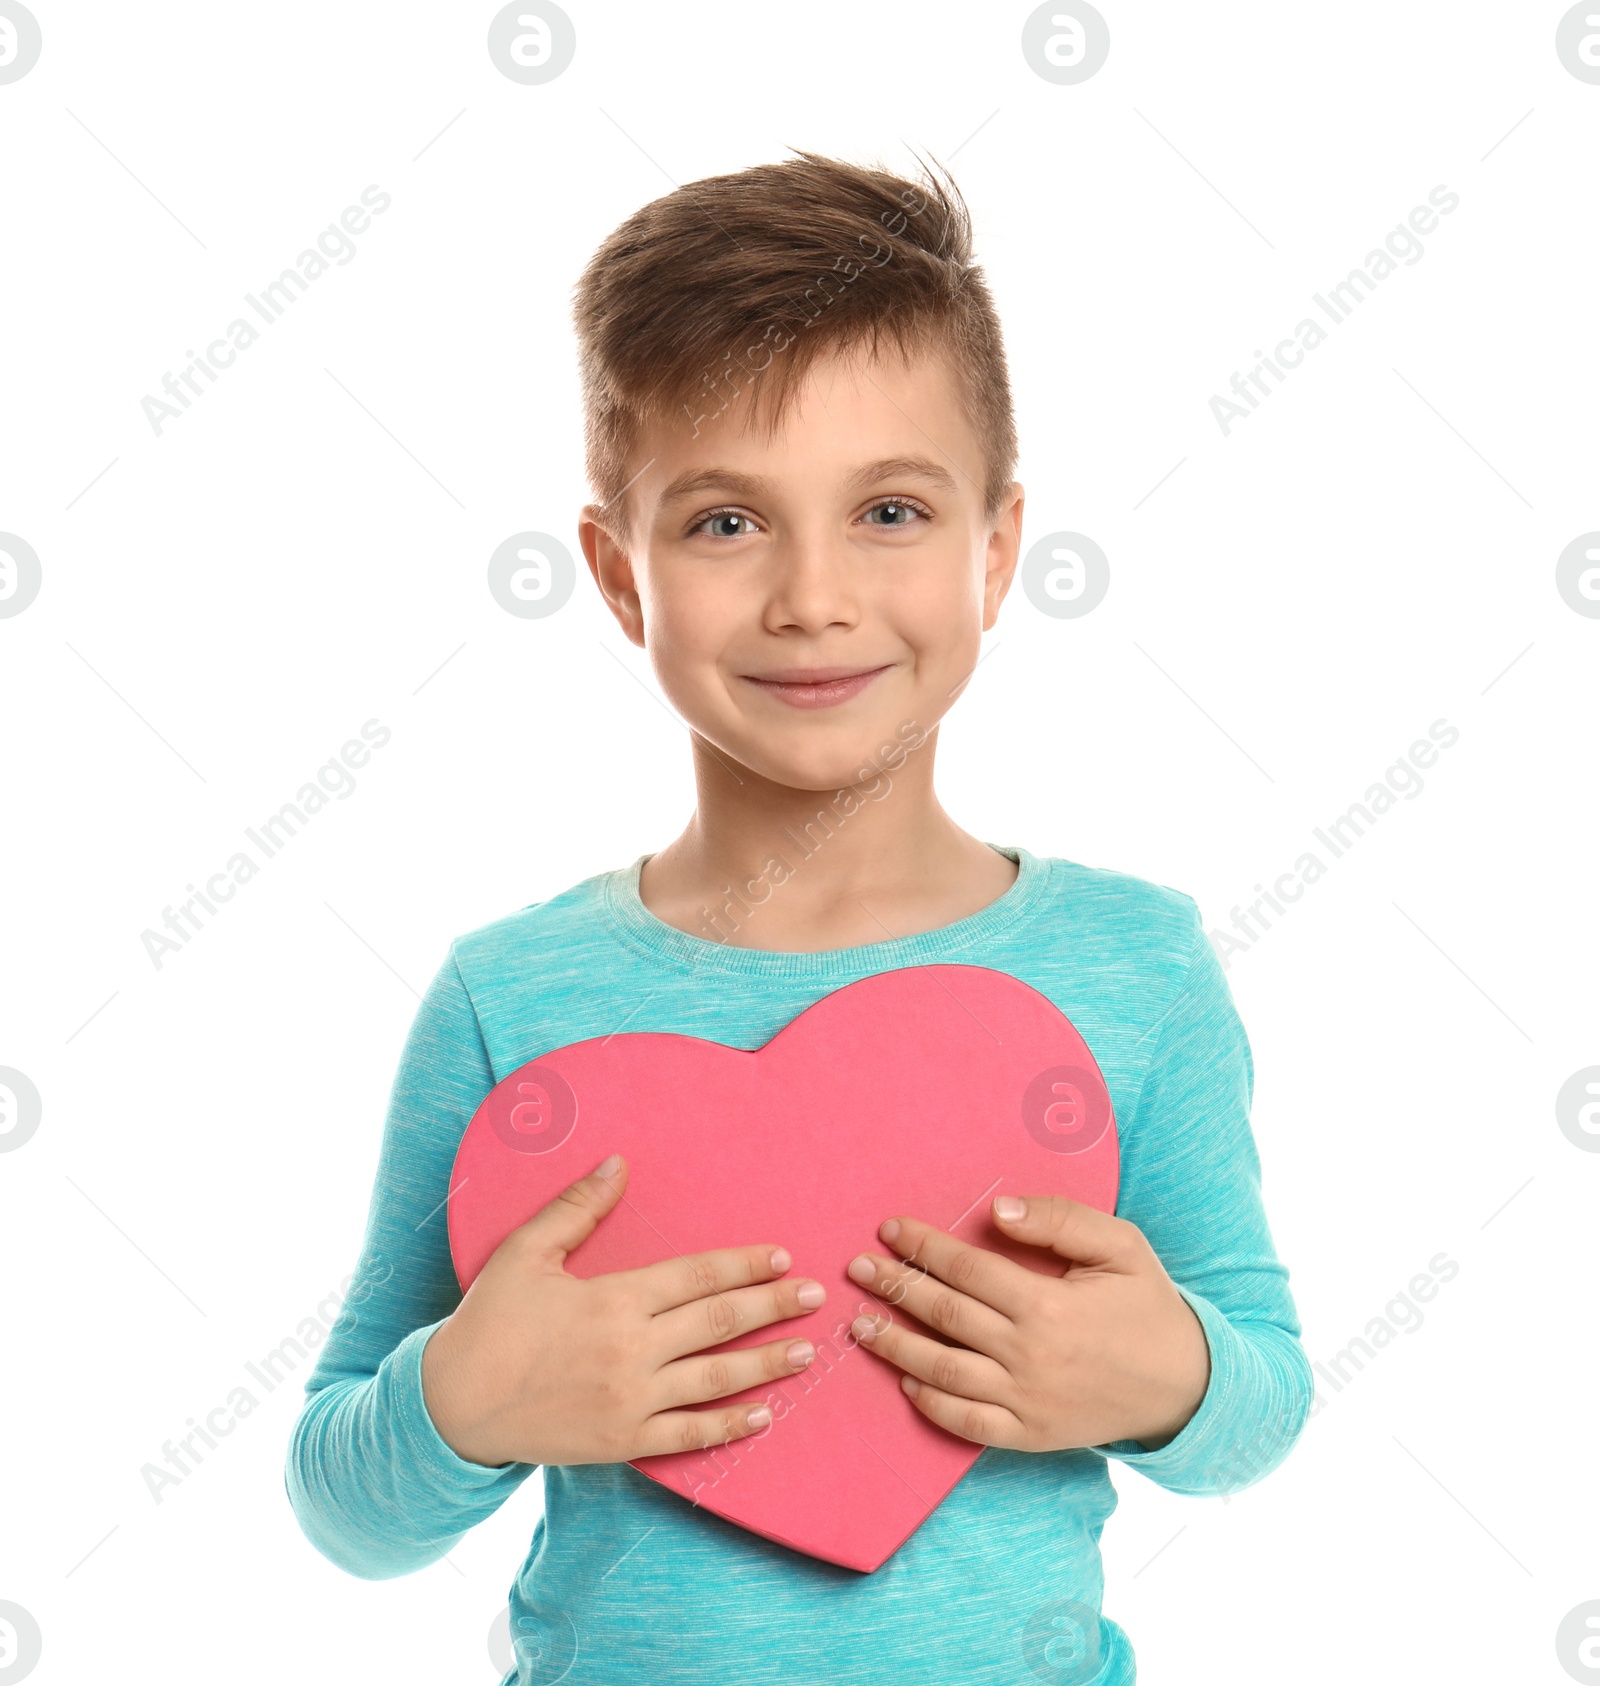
left=1025, top=856, right=1224, bottom=1044
left=1032, top=851, right=1203, bottom=949
left=446, top=862, right=622, bottom=988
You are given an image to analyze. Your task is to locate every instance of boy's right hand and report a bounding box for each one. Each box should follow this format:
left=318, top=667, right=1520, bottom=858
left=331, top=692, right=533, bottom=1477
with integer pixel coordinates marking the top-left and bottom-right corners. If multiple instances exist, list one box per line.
left=420, top=1154, right=826, bottom=1469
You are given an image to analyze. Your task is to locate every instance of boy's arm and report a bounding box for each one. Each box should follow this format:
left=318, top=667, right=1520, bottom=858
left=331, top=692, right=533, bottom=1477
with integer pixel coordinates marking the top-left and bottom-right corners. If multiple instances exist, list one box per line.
left=284, top=947, right=536, bottom=1579
left=1088, top=901, right=1313, bottom=1494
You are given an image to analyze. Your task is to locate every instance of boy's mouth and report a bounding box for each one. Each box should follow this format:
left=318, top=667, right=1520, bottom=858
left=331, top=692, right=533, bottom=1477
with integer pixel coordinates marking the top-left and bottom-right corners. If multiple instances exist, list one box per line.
left=739, top=664, right=892, bottom=709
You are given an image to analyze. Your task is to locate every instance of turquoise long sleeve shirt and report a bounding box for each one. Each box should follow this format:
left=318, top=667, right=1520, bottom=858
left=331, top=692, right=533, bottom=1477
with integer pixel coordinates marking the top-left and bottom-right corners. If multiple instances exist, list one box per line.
left=285, top=845, right=1312, bottom=1685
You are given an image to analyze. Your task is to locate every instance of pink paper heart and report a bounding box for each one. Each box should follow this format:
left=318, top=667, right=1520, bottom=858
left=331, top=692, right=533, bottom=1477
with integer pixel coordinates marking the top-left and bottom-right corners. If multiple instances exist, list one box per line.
left=448, top=963, right=1118, bottom=1572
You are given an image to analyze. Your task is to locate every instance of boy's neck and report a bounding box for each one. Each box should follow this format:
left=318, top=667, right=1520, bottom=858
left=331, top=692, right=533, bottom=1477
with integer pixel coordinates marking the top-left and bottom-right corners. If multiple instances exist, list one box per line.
left=637, top=727, right=1019, bottom=953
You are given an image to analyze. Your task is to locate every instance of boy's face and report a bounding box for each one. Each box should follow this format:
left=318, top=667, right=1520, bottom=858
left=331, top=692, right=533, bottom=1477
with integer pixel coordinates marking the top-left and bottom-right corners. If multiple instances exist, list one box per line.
left=579, top=343, right=1022, bottom=795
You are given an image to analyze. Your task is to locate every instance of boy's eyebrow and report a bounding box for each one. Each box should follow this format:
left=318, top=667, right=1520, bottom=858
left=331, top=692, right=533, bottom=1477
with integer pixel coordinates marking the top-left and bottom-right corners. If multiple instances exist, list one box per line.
left=657, top=467, right=776, bottom=505
left=844, top=455, right=960, bottom=494
left=657, top=455, right=960, bottom=508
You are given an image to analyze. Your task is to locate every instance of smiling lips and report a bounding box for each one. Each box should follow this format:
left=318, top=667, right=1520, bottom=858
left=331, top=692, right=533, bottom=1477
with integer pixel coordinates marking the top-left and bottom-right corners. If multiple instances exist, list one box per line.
left=740, top=664, right=892, bottom=709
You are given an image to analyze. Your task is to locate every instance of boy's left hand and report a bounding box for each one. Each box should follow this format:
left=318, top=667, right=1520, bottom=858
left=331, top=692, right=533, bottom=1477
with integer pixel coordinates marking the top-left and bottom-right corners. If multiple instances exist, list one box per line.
left=846, top=1196, right=1210, bottom=1453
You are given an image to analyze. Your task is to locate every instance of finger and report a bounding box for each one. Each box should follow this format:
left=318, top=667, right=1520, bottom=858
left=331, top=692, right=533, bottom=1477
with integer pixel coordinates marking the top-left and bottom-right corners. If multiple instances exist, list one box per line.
left=894, top=1369, right=1027, bottom=1450
left=652, top=1272, right=826, bottom=1361
left=849, top=1311, right=1012, bottom=1405
left=656, top=1331, right=819, bottom=1412
left=846, top=1246, right=1010, bottom=1352
left=504, top=1153, right=629, bottom=1265
left=989, top=1193, right=1141, bottom=1267
left=873, top=1215, right=1036, bottom=1319
left=619, top=1241, right=797, bottom=1316
left=632, top=1397, right=780, bottom=1460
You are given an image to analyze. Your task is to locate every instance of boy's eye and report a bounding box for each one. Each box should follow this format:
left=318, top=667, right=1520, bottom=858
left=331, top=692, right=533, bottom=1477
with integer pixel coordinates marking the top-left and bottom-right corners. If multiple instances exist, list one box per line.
left=695, top=510, right=758, bottom=538
left=861, top=500, right=927, bottom=528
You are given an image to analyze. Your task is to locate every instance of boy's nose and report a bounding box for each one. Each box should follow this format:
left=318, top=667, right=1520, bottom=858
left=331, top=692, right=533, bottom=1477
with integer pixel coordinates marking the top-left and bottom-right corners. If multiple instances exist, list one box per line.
left=761, top=537, right=862, bottom=634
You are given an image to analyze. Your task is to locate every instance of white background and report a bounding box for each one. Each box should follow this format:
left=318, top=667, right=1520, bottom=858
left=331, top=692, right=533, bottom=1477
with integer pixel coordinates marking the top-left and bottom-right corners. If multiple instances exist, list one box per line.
left=2, top=2, right=1597, bottom=1682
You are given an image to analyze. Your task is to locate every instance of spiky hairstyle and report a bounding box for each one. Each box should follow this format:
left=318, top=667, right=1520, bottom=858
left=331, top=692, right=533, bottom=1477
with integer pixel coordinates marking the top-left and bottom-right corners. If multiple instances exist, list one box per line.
left=572, top=150, right=1017, bottom=534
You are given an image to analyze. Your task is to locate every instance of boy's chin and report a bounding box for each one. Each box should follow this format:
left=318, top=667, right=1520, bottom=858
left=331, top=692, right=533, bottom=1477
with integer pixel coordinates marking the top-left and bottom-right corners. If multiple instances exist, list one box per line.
left=719, top=733, right=905, bottom=798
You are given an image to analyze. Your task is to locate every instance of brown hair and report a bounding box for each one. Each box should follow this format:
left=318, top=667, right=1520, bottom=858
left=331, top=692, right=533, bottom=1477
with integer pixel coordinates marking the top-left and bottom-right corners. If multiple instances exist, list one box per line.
left=572, top=150, right=1017, bottom=536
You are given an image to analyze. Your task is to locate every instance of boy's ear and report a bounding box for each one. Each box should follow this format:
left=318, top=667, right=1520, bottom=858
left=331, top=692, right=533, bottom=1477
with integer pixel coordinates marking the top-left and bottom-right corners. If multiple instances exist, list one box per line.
left=578, top=503, right=646, bottom=647
left=981, top=481, right=1024, bottom=632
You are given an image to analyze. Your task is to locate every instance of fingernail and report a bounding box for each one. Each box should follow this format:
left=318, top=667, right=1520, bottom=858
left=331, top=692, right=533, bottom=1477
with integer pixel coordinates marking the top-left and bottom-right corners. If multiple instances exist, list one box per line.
left=851, top=1315, right=879, bottom=1342
left=795, top=1280, right=825, bottom=1308
left=847, top=1255, right=875, bottom=1284
left=596, top=1154, right=622, bottom=1178
left=879, top=1218, right=901, bottom=1243
left=747, top=1404, right=772, bottom=1428
left=901, top=1376, right=921, bottom=1397
left=994, top=1196, right=1025, bottom=1221
left=770, top=1247, right=792, bottom=1274
left=786, top=1340, right=814, bottom=1368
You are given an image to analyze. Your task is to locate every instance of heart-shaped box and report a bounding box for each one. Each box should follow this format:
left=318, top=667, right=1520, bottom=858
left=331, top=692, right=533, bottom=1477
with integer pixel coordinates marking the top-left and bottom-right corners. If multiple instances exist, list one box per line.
left=448, top=963, right=1118, bottom=1571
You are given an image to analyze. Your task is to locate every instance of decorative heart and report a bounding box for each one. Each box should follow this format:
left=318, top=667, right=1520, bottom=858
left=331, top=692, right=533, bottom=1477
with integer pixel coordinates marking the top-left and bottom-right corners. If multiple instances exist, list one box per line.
left=448, top=963, right=1118, bottom=1572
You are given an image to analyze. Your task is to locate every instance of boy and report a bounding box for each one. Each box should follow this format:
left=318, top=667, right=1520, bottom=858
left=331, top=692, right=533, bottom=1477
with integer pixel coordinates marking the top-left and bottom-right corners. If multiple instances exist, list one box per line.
left=286, top=152, right=1311, bottom=1685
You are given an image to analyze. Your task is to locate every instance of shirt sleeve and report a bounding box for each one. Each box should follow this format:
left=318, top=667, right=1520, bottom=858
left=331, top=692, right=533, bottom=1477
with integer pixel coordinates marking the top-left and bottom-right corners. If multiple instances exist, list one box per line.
left=1088, top=899, right=1312, bottom=1495
left=283, top=945, right=538, bottom=1579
